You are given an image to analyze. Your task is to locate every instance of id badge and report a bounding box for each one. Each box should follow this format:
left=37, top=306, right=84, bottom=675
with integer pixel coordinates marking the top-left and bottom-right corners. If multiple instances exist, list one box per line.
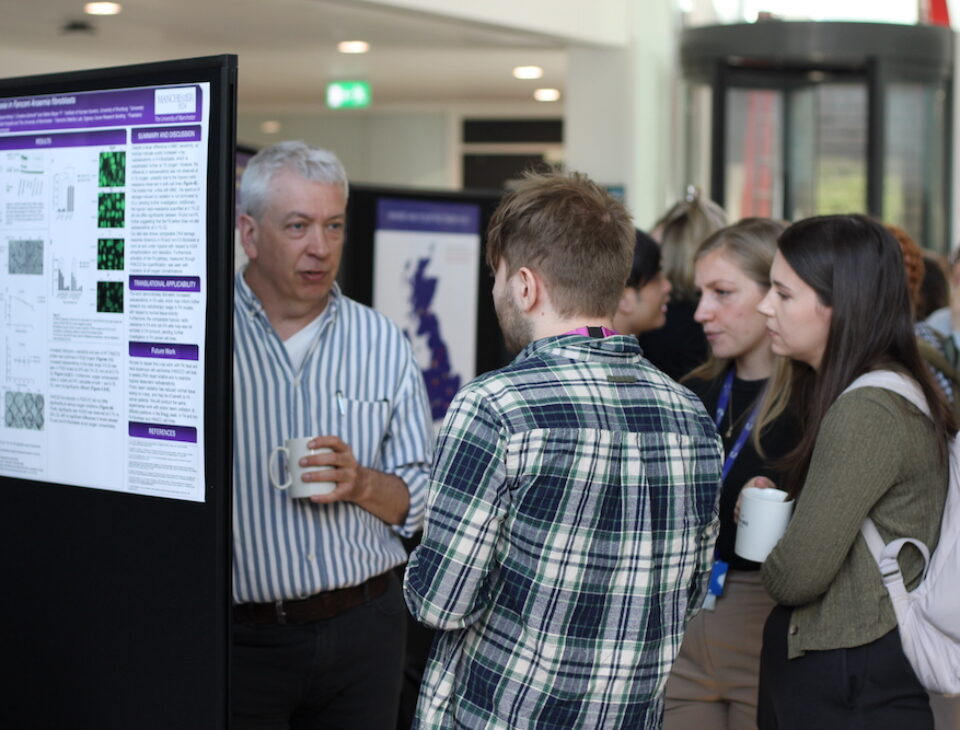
left=702, top=559, right=729, bottom=612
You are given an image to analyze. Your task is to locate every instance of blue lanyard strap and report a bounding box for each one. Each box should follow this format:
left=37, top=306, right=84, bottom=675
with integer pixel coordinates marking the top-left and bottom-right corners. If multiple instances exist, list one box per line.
left=713, top=370, right=735, bottom=429
left=714, top=370, right=762, bottom=483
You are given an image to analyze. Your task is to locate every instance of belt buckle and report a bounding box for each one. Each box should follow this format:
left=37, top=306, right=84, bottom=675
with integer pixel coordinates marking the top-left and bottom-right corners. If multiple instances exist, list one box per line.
left=274, top=599, right=288, bottom=625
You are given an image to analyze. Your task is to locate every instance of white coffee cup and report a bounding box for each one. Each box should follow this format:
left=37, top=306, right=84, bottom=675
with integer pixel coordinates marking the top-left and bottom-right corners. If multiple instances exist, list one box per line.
left=268, top=438, right=336, bottom=498
left=735, top=486, right=794, bottom=562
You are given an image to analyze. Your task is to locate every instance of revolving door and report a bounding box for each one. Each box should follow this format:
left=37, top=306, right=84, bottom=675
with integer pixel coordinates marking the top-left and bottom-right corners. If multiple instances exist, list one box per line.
left=681, top=22, right=953, bottom=251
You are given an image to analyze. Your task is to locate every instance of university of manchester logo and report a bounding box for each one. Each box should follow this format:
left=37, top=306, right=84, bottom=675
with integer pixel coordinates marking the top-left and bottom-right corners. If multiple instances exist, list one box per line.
left=154, top=87, right=195, bottom=115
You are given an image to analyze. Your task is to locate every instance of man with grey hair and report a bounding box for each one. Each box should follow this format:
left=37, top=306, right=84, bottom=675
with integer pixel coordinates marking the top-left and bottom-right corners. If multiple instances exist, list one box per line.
left=232, top=141, right=433, bottom=729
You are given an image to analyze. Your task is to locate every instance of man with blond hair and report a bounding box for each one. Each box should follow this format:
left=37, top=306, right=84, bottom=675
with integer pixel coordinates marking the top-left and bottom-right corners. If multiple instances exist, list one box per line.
left=405, top=171, right=722, bottom=729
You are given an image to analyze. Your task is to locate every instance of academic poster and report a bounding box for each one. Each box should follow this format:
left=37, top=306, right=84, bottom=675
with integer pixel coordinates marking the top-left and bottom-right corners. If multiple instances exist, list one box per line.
left=373, top=198, right=480, bottom=424
left=0, top=83, right=210, bottom=502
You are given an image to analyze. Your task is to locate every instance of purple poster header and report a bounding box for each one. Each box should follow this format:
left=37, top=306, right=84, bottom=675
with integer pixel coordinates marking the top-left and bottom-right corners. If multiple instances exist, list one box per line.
left=129, top=341, right=199, bottom=360
left=0, top=84, right=203, bottom=134
left=377, top=198, right=480, bottom=235
left=132, top=125, right=201, bottom=144
left=0, top=129, right=125, bottom=151
left=129, top=276, right=201, bottom=293
left=129, top=421, right=197, bottom=443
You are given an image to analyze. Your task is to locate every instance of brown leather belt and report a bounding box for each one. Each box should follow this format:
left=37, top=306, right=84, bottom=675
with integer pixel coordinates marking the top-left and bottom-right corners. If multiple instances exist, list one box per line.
left=232, top=572, right=391, bottom=625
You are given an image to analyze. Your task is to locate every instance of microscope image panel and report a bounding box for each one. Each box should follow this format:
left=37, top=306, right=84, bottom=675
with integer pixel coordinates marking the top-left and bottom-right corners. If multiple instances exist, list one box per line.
left=8, top=239, right=43, bottom=275
left=5, top=391, right=44, bottom=430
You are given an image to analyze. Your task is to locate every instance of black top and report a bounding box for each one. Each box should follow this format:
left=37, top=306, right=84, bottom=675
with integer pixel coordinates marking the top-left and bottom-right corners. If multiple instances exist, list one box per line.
left=636, top=301, right=708, bottom=381
left=686, top=372, right=800, bottom=571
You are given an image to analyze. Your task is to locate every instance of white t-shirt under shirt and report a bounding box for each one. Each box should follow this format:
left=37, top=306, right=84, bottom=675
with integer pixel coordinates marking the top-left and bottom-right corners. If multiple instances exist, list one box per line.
left=283, top=312, right=324, bottom=371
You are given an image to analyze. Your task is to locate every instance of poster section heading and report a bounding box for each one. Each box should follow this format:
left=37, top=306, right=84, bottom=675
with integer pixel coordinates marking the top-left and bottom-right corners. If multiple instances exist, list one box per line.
left=376, top=198, right=480, bottom=235
left=0, top=86, right=203, bottom=134
left=0, top=81, right=209, bottom=502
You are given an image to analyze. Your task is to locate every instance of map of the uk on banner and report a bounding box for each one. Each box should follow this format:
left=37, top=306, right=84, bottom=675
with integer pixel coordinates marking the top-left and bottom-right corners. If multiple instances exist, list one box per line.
left=373, top=198, right=480, bottom=426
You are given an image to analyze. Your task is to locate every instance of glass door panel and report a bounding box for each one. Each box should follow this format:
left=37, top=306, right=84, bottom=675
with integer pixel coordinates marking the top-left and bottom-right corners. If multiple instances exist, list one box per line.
left=885, top=82, right=947, bottom=250
left=786, top=82, right=868, bottom=219
left=810, top=83, right=867, bottom=216
left=724, top=88, right=783, bottom=221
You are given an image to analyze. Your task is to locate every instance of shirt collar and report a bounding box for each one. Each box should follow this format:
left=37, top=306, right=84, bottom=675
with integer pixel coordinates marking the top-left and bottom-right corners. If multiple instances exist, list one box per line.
left=513, top=333, right=643, bottom=365
left=234, top=267, right=341, bottom=330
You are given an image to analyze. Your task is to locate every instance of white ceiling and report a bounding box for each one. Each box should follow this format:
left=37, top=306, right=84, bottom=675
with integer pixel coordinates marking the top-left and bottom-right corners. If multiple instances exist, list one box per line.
left=0, top=0, right=568, bottom=109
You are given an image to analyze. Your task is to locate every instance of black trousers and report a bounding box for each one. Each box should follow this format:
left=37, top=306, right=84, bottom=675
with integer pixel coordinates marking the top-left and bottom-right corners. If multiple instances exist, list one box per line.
left=757, top=604, right=933, bottom=730
left=231, top=573, right=407, bottom=730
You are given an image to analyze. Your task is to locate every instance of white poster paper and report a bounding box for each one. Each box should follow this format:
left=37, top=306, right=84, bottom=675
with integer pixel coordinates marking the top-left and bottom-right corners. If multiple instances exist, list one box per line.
left=373, top=198, right=480, bottom=424
left=0, top=83, right=210, bottom=501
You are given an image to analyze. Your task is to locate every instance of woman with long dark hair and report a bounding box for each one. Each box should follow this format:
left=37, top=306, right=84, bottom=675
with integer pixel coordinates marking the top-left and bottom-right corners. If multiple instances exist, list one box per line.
left=755, top=214, right=955, bottom=729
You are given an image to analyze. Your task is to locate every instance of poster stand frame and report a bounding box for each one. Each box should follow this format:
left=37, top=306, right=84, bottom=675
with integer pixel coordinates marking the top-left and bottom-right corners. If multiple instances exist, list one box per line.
left=0, top=55, right=236, bottom=730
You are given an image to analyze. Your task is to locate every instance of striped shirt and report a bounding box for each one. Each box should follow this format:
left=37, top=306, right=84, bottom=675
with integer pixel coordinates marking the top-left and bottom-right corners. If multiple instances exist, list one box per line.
left=233, top=272, right=433, bottom=603
left=404, top=334, right=721, bottom=730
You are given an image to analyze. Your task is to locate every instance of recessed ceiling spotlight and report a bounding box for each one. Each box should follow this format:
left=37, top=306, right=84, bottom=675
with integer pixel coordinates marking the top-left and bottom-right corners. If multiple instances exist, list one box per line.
left=513, top=66, right=543, bottom=80
left=260, top=120, right=282, bottom=134
left=338, top=40, right=370, bottom=54
left=84, top=2, right=122, bottom=15
left=533, top=88, right=561, bottom=102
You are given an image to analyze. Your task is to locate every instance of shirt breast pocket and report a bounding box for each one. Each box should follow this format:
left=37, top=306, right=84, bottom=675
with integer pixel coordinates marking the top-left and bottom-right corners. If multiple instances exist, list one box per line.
left=336, top=395, right=391, bottom=469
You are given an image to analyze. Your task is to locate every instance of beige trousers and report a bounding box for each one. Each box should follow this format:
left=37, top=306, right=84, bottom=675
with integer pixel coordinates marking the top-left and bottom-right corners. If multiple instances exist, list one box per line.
left=665, top=570, right=774, bottom=730
left=931, top=693, right=960, bottom=730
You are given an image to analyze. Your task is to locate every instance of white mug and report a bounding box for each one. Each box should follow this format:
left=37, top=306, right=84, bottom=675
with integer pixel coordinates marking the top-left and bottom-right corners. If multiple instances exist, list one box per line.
left=268, top=438, right=336, bottom=498
left=734, top=486, right=794, bottom=562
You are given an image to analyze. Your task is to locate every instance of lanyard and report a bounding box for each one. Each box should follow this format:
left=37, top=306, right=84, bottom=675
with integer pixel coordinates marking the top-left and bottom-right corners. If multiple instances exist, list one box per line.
left=714, top=369, right=761, bottom=483
left=564, top=326, right=618, bottom=338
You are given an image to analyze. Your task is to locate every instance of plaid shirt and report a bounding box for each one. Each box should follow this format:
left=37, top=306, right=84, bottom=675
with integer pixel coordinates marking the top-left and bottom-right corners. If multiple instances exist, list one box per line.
left=404, top=334, right=722, bottom=730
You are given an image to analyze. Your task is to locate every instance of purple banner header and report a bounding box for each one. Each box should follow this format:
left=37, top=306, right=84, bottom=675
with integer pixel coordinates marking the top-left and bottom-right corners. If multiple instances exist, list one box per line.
left=132, top=125, right=202, bottom=144
left=129, top=341, right=199, bottom=360
left=129, top=276, right=201, bottom=293
left=0, top=84, right=203, bottom=134
left=129, top=421, right=197, bottom=443
left=377, top=198, right=480, bottom=235
left=0, top=129, right=126, bottom=151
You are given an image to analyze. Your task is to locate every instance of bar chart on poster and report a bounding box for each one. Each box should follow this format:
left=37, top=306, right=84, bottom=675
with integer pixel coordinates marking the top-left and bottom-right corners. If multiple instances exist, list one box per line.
left=0, top=82, right=210, bottom=501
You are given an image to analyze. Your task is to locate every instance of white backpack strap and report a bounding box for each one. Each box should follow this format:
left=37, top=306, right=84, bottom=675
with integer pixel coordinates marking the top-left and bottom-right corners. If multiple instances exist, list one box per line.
left=849, top=371, right=935, bottom=581
left=860, top=516, right=932, bottom=583
left=842, top=370, right=930, bottom=417
left=860, top=516, right=887, bottom=561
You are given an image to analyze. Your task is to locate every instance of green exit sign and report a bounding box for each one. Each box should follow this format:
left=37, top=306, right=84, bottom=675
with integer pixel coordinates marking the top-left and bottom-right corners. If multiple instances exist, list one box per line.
left=326, top=81, right=371, bottom=109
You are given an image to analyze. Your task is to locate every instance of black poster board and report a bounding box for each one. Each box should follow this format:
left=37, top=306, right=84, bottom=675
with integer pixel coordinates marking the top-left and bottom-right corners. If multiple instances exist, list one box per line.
left=0, top=56, right=236, bottom=729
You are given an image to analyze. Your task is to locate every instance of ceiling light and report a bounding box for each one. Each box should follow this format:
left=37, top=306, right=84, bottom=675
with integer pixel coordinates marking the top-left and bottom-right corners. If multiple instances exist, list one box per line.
left=513, top=66, right=543, bottom=80
left=260, top=120, right=282, bottom=134
left=533, top=88, right=561, bottom=102
left=338, top=40, right=370, bottom=54
left=84, top=2, right=122, bottom=15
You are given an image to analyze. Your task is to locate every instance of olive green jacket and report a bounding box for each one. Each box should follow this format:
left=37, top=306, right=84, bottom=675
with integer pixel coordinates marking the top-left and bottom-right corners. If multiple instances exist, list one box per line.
left=762, top=387, right=948, bottom=659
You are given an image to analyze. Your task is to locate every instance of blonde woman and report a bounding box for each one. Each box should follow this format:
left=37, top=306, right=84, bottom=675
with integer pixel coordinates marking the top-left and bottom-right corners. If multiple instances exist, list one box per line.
left=665, top=218, right=797, bottom=730
left=637, top=188, right=727, bottom=380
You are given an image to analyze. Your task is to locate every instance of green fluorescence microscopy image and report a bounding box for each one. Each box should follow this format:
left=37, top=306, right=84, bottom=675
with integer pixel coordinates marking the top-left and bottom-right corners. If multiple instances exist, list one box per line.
left=97, top=238, right=124, bottom=270
left=99, top=150, right=126, bottom=187
left=98, top=193, right=125, bottom=228
left=97, top=281, right=124, bottom=313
